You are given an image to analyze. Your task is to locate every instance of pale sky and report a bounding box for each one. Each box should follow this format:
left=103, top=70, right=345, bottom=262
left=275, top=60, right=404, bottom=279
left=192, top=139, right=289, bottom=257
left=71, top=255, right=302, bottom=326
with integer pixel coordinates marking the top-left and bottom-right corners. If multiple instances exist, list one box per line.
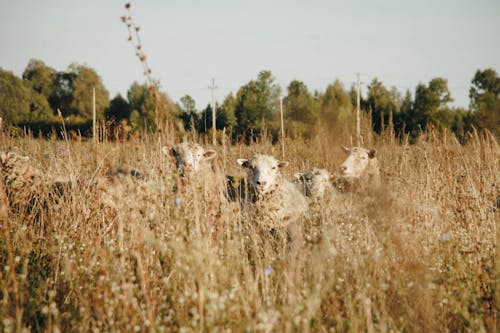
left=1, top=0, right=499, bottom=109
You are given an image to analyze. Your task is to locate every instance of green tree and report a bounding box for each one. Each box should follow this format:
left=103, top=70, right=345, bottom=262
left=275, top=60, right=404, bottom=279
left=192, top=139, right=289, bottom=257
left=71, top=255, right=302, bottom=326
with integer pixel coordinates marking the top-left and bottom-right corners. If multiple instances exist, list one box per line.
left=22, top=59, right=56, bottom=100
left=178, top=95, right=199, bottom=131
left=469, top=68, right=500, bottom=137
left=27, top=90, right=53, bottom=122
left=396, top=90, right=413, bottom=135
left=234, top=70, right=281, bottom=140
left=406, top=78, right=453, bottom=136
left=68, top=64, right=109, bottom=121
left=321, top=80, right=354, bottom=129
left=283, top=80, right=318, bottom=138
left=0, top=68, right=31, bottom=124
left=201, top=103, right=214, bottom=134
left=127, top=81, right=173, bottom=131
left=217, top=93, right=237, bottom=134
left=0, top=68, right=53, bottom=125
left=50, top=71, right=76, bottom=117
left=105, top=94, right=131, bottom=121
left=200, top=97, right=236, bottom=134
left=128, top=81, right=155, bottom=130
left=366, top=78, right=401, bottom=133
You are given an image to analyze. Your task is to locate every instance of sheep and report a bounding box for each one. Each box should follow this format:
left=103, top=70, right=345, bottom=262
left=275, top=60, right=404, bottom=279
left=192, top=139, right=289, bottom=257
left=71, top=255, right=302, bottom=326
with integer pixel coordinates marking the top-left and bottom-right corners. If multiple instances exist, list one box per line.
left=162, top=142, right=216, bottom=178
left=0, top=150, right=70, bottom=214
left=162, top=142, right=236, bottom=229
left=237, top=154, right=308, bottom=229
left=293, top=167, right=337, bottom=201
left=337, top=145, right=381, bottom=190
left=92, top=167, right=153, bottom=218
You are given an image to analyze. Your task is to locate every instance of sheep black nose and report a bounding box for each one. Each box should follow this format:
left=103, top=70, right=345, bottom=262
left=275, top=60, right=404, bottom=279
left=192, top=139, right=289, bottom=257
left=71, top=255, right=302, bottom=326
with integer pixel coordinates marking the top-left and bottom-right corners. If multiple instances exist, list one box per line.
left=256, top=180, right=267, bottom=186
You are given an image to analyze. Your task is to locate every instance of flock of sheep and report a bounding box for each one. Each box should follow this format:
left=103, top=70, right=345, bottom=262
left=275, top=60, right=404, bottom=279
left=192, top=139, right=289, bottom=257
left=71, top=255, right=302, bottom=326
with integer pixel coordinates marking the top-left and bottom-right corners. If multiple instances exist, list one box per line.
left=162, top=142, right=382, bottom=229
left=0, top=142, right=382, bottom=230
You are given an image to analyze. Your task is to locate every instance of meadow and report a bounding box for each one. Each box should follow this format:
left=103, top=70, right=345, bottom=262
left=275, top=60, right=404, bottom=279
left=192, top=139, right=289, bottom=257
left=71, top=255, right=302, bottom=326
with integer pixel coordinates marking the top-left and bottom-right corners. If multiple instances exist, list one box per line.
left=0, top=126, right=498, bottom=332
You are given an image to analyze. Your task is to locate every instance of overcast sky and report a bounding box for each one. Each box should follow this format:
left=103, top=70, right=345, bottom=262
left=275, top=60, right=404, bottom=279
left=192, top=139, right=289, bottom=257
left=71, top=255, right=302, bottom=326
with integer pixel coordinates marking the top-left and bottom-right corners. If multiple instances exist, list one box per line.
left=1, top=0, right=499, bottom=109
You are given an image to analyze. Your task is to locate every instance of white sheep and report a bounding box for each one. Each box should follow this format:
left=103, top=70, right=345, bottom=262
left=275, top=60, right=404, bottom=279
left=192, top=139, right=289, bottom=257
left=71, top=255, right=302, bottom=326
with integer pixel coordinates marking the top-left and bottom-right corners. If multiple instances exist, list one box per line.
left=293, top=167, right=337, bottom=201
left=237, top=154, right=308, bottom=229
left=162, top=142, right=216, bottom=178
left=338, top=145, right=381, bottom=190
left=0, top=150, right=70, bottom=212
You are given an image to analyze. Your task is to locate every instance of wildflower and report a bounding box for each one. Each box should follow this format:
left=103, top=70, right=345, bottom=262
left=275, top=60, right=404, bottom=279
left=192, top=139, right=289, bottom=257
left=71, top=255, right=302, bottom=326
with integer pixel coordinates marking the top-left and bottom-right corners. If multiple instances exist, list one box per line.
left=264, top=266, right=272, bottom=276
left=173, top=197, right=181, bottom=208
left=57, top=146, right=67, bottom=155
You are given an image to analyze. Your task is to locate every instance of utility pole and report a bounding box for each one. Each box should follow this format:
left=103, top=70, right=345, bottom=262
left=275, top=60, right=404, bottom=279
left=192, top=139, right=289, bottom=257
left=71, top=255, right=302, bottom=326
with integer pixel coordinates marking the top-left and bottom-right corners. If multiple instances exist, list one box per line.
left=279, top=96, right=285, bottom=160
left=209, top=78, right=217, bottom=146
left=92, top=87, right=96, bottom=144
left=356, top=73, right=361, bottom=146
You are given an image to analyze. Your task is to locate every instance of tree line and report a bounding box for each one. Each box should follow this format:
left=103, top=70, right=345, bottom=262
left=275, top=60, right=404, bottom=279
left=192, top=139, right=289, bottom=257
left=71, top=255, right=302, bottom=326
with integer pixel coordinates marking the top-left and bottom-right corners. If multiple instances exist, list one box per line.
left=1, top=59, right=498, bottom=141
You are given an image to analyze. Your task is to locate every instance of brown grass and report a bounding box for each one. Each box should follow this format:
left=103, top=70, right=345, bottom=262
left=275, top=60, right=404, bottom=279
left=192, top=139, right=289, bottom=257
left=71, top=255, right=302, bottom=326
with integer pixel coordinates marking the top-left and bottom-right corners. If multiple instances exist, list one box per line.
left=0, top=128, right=498, bottom=332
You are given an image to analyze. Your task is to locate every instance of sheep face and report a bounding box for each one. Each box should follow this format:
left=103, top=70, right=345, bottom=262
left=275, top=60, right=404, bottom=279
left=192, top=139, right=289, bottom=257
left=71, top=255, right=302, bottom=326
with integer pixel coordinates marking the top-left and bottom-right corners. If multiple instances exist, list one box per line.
left=237, top=154, right=288, bottom=195
left=162, top=142, right=216, bottom=176
left=339, top=146, right=377, bottom=178
left=294, top=167, right=333, bottom=198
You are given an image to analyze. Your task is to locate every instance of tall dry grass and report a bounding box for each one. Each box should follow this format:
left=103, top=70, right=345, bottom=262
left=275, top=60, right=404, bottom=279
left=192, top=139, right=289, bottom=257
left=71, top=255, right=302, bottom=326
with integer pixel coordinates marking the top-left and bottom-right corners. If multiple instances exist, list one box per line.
left=0, top=128, right=497, bottom=332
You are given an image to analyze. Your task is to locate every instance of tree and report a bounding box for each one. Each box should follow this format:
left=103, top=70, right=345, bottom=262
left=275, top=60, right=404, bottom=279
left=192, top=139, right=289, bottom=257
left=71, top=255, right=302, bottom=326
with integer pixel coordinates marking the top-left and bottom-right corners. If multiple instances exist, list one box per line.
left=366, top=78, right=401, bottom=133
left=321, top=80, right=354, bottom=129
left=128, top=81, right=155, bottom=130
left=22, top=59, right=56, bottom=100
left=283, top=80, right=318, bottom=138
left=469, top=68, right=500, bottom=137
left=234, top=70, right=281, bottom=140
left=178, top=95, right=199, bottom=131
left=68, top=64, right=109, bottom=121
left=0, top=68, right=53, bottom=125
left=27, top=90, right=53, bottom=122
left=405, top=78, right=453, bottom=136
left=50, top=70, right=77, bottom=117
left=0, top=68, right=31, bottom=124
left=217, top=93, right=237, bottom=134
left=127, top=81, right=173, bottom=131
left=105, top=94, right=131, bottom=121
left=199, top=96, right=236, bottom=135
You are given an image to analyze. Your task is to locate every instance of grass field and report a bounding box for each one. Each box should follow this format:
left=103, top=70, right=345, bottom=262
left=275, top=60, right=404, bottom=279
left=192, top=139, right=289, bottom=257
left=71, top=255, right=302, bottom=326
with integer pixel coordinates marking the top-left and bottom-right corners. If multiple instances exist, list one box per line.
left=0, top=127, right=498, bottom=332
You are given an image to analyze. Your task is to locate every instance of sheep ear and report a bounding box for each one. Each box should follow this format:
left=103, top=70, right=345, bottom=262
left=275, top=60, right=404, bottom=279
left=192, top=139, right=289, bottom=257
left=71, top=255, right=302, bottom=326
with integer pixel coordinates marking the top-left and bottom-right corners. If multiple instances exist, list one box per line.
left=368, top=149, right=377, bottom=159
left=237, top=158, right=249, bottom=168
left=277, top=161, right=289, bottom=168
left=203, top=149, right=216, bottom=160
left=341, top=145, right=350, bottom=154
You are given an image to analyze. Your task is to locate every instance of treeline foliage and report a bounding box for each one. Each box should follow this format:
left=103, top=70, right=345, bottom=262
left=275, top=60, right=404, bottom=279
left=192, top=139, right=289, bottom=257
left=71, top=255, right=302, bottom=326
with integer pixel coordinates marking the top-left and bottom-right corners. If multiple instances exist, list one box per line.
left=178, top=69, right=498, bottom=142
left=1, top=60, right=498, bottom=141
left=0, top=59, right=175, bottom=136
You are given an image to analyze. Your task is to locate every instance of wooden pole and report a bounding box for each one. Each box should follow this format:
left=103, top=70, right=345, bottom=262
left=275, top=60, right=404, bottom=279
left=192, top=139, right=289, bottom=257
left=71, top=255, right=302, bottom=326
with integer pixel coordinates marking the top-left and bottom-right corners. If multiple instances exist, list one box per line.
left=280, top=96, right=285, bottom=160
left=356, top=73, right=361, bottom=146
left=92, top=87, right=96, bottom=144
left=209, top=78, right=217, bottom=146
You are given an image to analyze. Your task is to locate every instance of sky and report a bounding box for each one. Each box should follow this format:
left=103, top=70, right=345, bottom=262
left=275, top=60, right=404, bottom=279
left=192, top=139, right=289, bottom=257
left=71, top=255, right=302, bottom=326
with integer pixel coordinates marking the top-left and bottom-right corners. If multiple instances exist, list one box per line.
left=1, top=0, right=499, bottom=109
